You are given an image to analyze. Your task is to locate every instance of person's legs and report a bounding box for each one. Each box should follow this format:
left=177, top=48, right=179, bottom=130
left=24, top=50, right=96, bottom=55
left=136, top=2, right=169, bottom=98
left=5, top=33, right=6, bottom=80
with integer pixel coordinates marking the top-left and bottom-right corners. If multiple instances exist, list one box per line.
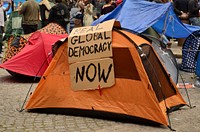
left=30, top=25, right=38, bottom=33
left=22, top=24, right=30, bottom=34
left=0, top=26, right=3, bottom=57
left=22, top=24, right=38, bottom=34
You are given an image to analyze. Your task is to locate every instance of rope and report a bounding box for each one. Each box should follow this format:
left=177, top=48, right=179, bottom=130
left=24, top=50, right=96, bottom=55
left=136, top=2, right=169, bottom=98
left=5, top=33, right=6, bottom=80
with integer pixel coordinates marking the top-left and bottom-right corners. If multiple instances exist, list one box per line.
left=161, top=8, right=199, bottom=41
left=162, top=11, right=170, bottom=36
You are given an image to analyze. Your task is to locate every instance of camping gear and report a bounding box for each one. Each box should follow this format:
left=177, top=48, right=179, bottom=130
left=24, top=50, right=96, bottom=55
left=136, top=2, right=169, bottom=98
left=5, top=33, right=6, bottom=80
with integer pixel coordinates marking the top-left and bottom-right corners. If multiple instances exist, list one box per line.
left=141, top=27, right=178, bottom=84
left=24, top=27, right=186, bottom=127
left=0, top=23, right=67, bottom=77
left=0, top=31, right=67, bottom=77
left=3, top=22, right=67, bottom=63
left=141, top=33, right=179, bottom=84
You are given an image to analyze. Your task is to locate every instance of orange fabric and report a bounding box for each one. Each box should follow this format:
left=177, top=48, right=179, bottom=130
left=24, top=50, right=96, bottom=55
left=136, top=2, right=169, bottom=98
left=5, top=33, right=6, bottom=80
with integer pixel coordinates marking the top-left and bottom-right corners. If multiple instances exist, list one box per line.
left=25, top=29, right=186, bottom=126
left=120, top=30, right=186, bottom=109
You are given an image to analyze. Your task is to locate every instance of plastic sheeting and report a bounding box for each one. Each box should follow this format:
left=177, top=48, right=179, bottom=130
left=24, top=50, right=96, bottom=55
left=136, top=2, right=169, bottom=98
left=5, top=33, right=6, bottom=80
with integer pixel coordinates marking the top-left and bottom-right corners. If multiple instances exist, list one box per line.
left=92, top=0, right=200, bottom=38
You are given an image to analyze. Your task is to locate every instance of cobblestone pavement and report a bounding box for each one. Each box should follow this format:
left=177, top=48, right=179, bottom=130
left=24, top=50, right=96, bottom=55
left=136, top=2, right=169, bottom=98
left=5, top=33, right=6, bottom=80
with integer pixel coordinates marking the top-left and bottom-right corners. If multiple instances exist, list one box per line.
left=0, top=58, right=200, bottom=132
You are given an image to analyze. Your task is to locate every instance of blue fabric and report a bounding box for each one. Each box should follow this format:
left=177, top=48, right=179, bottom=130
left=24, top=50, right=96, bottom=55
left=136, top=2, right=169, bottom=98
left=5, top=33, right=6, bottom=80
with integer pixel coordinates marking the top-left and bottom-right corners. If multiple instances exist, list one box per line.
left=196, top=52, right=200, bottom=76
left=3, top=3, right=12, bottom=15
left=92, top=0, right=200, bottom=38
left=14, top=0, right=41, bottom=6
left=2, top=0, right=42, bottom=15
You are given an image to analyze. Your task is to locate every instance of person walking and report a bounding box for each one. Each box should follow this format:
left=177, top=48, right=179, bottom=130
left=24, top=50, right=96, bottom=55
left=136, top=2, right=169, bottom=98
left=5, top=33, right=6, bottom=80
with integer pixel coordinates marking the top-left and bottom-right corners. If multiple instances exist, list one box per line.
left=101, top=0, right=115, bottom=15
left=75, top=0, right=85, bottom=14
left=48, top=0, right=70, bottom=30
left=173, top=0, right=189, bottom=46
left=0, top=0, right=11, bottom=58
left=83, top=0, right=94, bottom=26
left=94, top=0, right=105, bottom=19
left=39, top=0, right=55, bottom=28
left=173, top=0, right=189, bottom=23
left=18, top=0, right=40, bottom=34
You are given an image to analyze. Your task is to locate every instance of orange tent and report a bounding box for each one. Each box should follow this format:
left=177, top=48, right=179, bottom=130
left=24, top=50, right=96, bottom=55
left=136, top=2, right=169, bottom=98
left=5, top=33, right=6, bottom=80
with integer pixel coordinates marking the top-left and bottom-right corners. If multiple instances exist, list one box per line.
left=25, top=27, right=186, bottom=127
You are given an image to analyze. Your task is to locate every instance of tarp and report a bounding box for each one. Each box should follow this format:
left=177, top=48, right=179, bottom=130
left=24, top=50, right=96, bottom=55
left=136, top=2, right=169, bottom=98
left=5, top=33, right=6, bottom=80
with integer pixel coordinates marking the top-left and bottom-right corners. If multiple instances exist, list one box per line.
left=92, top=0, right=200, bottom=38
left=0, top=31, right=67, bottom=77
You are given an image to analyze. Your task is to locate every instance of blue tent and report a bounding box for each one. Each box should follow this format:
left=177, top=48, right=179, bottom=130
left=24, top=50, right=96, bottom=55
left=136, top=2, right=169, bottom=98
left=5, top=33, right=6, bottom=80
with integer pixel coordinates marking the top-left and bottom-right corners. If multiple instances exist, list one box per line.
left=92, top=0, right=200, bottom=38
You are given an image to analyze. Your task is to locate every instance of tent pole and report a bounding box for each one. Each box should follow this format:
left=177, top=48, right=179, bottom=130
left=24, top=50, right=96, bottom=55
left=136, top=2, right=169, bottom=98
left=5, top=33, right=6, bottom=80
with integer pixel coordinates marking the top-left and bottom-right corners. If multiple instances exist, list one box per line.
left=17, top=52, right=53, bottom=112
left=109, top=29, right=177, bottom=129
left=143, top=54, right=175, bottom=130
left=179, top=72, right=195, bottom=109
left=168, top=125, right=176, bottom=131
left=17, top=77, right=37, bottom=112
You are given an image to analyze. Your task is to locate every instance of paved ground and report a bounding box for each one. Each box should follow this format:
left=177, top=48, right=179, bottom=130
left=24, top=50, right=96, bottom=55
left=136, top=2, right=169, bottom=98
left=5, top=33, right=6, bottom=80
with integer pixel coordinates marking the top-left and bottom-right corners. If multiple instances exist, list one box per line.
left=0, top=47, right=200, bottom=131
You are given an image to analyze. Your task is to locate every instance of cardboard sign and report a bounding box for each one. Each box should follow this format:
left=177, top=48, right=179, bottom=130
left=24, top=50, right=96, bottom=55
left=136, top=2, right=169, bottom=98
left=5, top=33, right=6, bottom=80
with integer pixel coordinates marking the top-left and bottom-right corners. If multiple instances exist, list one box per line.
left=68, top=19, right=116, bottom=91
left=69, top=58, right=115, bottom=91
left=68, top=19, right=115, bottom=63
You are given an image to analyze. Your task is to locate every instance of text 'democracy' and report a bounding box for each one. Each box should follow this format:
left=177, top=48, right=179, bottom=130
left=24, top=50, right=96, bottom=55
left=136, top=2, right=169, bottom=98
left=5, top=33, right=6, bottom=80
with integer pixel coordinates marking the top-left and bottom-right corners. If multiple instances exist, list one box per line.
left=68, top=31, right=112, bottom=63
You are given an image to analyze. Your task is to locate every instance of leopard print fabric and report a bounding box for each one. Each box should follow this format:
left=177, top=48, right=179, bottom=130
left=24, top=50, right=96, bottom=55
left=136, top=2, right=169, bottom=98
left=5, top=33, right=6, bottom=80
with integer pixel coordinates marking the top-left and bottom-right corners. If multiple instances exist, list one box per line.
left=2, top=36, right=27, bottom=63
left=2, top=23, right=67, bottom=63
left=22, top=23, right=67, bottom=40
